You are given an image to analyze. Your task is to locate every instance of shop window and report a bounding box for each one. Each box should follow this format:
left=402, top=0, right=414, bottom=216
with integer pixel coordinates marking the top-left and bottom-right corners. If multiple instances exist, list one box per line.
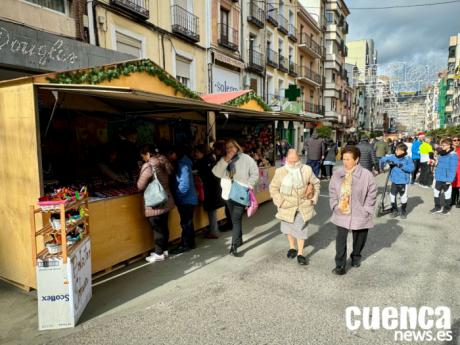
left=176, top=56, right=192, bottom=88
left=25, top=0, right=67, bottom=14
left=115, top=31, right=143, bottom=58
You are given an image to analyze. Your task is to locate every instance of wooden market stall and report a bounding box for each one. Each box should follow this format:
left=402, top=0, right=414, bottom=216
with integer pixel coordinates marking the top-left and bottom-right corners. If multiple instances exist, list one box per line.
left=0, top=59, right=305, bottom=290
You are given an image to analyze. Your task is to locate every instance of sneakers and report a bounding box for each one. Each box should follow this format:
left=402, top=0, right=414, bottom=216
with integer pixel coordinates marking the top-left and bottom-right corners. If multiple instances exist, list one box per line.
left=332, top=266, right=346, bottom=275
left=150, top=250, right=168, bottom=258
left=400, top=209, right=407, bottom=219
left=441, top=208, right=451, bottom=215
left=391, top=208, right=399, bottom=218
left=430, top=207, right=442, bottom=214
left=297, top=255, right=308, bottom=266
left=145, top=253, right=165, bottom=263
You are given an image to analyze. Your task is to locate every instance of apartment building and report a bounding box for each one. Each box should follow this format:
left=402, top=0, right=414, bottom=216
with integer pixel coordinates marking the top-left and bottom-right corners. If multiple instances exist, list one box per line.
left=207, top=0, right=243, bottom=93
left=0, top=0, right=131, bottom=80
left=296, top=2, right=325, bottom=118
left=346, top=39, right=378, bottom=130
left=90, top=0, right=208, bottom=94
left=447, top=33, right=460, bottom=125
left=323, top=0, right=350, bottom=139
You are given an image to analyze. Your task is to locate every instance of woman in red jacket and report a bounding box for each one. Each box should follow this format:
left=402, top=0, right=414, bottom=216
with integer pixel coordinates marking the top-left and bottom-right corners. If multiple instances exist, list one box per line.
left=451, top=136, right=460, bottom=208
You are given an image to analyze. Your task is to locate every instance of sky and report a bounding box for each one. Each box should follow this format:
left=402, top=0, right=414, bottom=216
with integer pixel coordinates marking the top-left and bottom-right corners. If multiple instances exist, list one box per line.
left=346, top=0, right=460, bottom=72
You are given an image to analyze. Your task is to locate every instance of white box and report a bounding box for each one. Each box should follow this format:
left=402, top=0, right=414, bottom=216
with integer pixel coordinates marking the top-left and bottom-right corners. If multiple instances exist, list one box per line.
left=36, top=237, right=92, bottom=330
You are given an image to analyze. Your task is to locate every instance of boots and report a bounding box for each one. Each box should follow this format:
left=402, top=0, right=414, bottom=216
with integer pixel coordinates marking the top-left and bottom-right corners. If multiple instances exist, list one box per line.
left=391, top=203, right=399, bottom=218
left=229, top=244, right=242, bottom=257
left=400, top=203, right=407, bottom=219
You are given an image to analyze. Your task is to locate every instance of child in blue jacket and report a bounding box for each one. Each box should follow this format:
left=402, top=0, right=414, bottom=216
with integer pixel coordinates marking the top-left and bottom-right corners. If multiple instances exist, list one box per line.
left=380, top=143, right=415, bottom=219
left=430, top=138, right=459, bottom=215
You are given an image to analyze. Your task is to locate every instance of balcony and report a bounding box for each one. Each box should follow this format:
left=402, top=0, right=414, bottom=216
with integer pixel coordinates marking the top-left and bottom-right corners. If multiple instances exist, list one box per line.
left=298, top=65, right=322, bottom=86
left=304, top=102, right=325, bottom=115
left=343, top=21, right=349, bottom=34
left=218, top=23, right=238, bottom=51
left=248, top=48, right=264, bottom=74
left=278, top=55, right=288, bottom=73
left=248, top=1, right=265, bottom=28
left=266, top=48, right=279, bottom=68
left=298, top=33, right=322, bottom=58
left=278, top=14, right=288, bottom=34
left=111, top=0, right=149, bottom=19
left=171, top=4, right=200, bottom=42
left=288, top=24, right=297, bottom=42
left=267, top=4, right=278, bottom=26
left=288, top=61, right=298, bottom=77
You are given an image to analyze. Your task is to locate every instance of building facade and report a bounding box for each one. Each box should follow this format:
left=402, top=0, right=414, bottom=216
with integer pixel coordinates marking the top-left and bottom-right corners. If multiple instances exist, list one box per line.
left=0, top=0, right=132, bottom=80
left=446, top=33, right=460, bottom=126
left=323, top=0, right=350, bottom=140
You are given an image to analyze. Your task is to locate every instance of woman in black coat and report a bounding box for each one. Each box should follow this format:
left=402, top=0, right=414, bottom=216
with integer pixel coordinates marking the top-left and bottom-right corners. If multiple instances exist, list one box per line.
left=194, top=144, right=225, bottom=238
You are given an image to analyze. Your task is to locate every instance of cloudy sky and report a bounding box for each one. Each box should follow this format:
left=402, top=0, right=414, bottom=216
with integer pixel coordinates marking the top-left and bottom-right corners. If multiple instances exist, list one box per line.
left=347, top=0, right=460, bottom=70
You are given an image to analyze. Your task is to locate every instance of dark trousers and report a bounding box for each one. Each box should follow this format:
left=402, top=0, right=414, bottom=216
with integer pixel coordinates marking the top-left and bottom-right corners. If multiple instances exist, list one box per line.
left=412, top=159, right=420, bottom=183
left=335, top=226, right=369, bottom=267
left=226, top=201, right=245, bottom=246
left=177, top=204, right=196, bottom=249
left=148, top=213, right=169, bottom=255
left=324, top=165, right=333, bottom=177
left=419, top=162, right=432, bottom=186
left=434, top=181, right=452, bottom=210
left=307, top=159, right=321, bottom=177
left=452, top=187, right=460, bottom=206
left=224, top=203, right=233, bottom=228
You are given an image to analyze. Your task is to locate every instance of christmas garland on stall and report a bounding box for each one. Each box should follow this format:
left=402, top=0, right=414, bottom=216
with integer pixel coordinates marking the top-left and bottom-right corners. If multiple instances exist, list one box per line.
left=46, top=59, right=200, bottom=100
left=225, top=92, right=271, bottom=111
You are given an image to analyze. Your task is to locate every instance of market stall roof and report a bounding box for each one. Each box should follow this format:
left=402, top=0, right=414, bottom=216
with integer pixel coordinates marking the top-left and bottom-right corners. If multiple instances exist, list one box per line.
left=201, top=90, right=270, bottom=112
left=35, top=84, right=307, bottom=122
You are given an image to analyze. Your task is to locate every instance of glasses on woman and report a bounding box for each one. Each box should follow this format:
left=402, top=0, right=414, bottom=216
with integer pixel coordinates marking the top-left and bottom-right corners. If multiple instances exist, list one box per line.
left=453, top=139, right=459, bottom=142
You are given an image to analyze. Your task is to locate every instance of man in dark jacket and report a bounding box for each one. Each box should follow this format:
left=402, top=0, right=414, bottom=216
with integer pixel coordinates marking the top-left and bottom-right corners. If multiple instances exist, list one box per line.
left=305, top=133, right=325, bottom=177
left=356, top=137, right=377, bottom=172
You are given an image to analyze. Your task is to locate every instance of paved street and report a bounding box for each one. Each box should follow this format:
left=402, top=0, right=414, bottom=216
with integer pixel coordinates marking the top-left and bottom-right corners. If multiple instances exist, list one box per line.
left=1, top=173, right=460, bottom=345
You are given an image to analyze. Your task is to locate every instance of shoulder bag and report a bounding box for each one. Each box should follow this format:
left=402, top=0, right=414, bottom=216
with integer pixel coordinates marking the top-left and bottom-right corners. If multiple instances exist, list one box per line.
left=144, top=164, right=168, bottom=208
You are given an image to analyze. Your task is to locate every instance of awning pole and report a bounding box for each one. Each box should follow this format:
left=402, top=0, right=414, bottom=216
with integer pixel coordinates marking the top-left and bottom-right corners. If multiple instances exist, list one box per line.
left=44, top=91, right=60, bottom=139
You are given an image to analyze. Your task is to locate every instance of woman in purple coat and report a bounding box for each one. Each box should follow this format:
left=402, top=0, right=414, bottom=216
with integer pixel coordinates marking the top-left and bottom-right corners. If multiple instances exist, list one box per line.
left=329, top=146, right=377, bottom=275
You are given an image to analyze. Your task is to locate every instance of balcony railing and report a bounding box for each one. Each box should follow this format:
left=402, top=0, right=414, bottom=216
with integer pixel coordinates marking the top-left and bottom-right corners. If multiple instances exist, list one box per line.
left=289, top=61, right=298, bottom=77
left=278, top=54, right=288, bottom=72
left=111, top=0, right=149, bottom=19
left=304, top=102, right=325, bottom=115
left=298, top=65, right=322, bottom=85
left=278, top=14, right=288, bottom=34
left=218, top=23, right=238, bottom=51
left=248, top=48, right=264, bottom=74
left=171, top=4, right=200, bottom=42
left=248, top=0, right=265, bottom=28
left=288, top=24, right=297, bottom=42
left=298, top=33, right=322, bottom=57
left=266, top=48, right=279, bottom=68
left=267, top=4, right=278, bottom=26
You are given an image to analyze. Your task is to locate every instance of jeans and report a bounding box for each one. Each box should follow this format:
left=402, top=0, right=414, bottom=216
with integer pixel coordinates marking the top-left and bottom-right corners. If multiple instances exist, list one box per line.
left=335, top=226, right=369, bottom=267
left=226, top=201, right=245, bottom=246
left=177, top=204, right=196, bottom=249
left=307, top=159, right=321, bottom=177
left=412, top=159, right=420, bottom=183
left=148, top=213, right=169, bottom=255
left=207, top=209, right=218, bottom=235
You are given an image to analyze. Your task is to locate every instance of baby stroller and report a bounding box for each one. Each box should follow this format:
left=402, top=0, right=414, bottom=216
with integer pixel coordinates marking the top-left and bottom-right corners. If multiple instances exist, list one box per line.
left=375, top=165, right=395, bottom=217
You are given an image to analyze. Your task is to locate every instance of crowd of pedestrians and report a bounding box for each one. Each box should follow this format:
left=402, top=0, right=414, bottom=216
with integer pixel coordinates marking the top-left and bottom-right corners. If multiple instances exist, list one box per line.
left=135, top=131, right=459, bottom=277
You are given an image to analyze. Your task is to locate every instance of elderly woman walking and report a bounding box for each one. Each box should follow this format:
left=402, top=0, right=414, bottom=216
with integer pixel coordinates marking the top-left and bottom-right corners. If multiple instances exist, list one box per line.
left=269, top=149, right=320, bottom=265
left=329, top=146, right=377, bottom=275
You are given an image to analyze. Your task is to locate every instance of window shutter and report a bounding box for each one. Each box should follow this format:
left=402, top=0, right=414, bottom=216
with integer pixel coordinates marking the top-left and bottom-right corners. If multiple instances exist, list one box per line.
left=116, top=32, right=142, bottom=57
left=176, top=57, right=191, bottom=78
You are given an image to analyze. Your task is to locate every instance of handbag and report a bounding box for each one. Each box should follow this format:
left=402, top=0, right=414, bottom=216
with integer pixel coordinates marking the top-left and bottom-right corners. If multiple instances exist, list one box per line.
left=144, top=165, right=168, bottom=208
left=229, top=180, right=250, bottom=207
left=247, top=189, right=259, bottom=217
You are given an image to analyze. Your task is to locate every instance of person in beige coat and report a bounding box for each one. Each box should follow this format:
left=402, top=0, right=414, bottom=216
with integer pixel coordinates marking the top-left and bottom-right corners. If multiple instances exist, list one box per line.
left=269, top=149, right=320, bottom=265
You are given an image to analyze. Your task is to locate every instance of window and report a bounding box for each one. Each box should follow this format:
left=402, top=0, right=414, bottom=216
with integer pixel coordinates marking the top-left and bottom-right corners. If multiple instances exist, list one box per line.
left=115, top=31, right=143, bottom=57
left=250, top=78, right=258, bottom=94
left=325, top=11, right=334, bottom=24
left=176, top=56, right=192, bottom=88
left=220, top=7, right=230, bottom=37
left=332, top=72, right=336, bottom=82
left=25, top=0, right=67, bottom=14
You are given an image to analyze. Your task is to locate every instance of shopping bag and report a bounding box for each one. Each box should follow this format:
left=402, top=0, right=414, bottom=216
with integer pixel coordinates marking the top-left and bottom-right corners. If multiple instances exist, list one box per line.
left=229, top=181, right=250, bottom=207
left=247, top=189, right=259, bottom=217
left=194, top=175, right=205, bottom=202
left=144, top=165, right=168, bottom=207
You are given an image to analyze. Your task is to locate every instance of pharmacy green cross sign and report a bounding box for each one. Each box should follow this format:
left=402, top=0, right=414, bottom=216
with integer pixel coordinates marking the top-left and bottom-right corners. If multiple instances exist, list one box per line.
left=285, top=85, right=301, bottom=101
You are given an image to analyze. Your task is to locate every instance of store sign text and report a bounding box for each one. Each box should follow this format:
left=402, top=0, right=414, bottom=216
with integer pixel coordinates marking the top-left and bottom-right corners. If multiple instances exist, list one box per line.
left=0, top=26, right=78, bottom=66
left=42, top=294, right=70, bottom=302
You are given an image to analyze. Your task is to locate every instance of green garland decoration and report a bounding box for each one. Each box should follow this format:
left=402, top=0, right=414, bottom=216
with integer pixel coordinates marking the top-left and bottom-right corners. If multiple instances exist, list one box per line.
left=46, top=59, right=200, bottom=100
left=225, top=92, right=271, bottom=111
